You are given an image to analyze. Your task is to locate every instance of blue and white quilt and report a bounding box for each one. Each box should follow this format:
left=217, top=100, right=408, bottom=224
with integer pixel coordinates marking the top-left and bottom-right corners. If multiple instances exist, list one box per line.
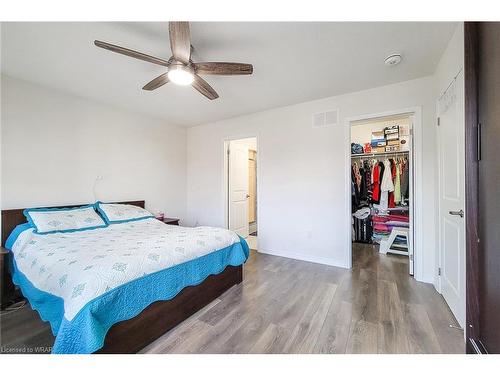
left=9, top=218, right=249, bottom=354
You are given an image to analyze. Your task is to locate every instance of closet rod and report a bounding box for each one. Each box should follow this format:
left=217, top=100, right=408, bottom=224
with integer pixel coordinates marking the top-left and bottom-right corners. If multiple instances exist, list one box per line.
left=351, top=150, right=409, bottom=159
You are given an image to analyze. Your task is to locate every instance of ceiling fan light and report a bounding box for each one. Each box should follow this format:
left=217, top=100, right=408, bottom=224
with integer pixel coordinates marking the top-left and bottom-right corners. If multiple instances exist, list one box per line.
left=167, top=66, right=194, bottom=85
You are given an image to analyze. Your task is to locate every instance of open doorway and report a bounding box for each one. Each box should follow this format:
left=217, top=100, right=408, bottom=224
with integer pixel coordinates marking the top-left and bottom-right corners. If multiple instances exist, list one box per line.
left=349, top=114, right=415, bottom=275
left=224, top=137, right=258, bottom=251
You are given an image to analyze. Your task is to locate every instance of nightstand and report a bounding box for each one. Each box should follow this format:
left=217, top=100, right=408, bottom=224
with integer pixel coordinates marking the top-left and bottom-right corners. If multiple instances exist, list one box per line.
left=1, top=246, right=14, bottom=309
left=158, top=217, right=180, bottom=226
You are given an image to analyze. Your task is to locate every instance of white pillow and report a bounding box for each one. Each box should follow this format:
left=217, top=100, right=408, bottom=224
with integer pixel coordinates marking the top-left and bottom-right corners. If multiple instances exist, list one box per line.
left=24, top=205, right=107, bottom=234
left=96, top=202, right=154, bottom=224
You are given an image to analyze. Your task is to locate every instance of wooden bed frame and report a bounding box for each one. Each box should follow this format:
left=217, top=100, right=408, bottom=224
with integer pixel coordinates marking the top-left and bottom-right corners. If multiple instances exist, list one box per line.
left=0, top=200, right=243, bottom=353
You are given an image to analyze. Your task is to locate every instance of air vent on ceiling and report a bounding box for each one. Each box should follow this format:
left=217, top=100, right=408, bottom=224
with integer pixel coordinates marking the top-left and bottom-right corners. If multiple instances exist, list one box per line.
left=312, top=109, right=339, bottom=128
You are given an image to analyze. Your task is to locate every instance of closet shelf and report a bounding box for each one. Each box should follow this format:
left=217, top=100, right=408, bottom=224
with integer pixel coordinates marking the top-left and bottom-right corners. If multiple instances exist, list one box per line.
left=351, top=150, right=409, bottom=159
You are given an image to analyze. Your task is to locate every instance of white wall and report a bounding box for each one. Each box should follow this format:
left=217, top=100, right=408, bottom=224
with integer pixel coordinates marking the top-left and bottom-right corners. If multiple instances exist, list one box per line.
left=1, top=75, right=187, bottom=220
left=187, top=76, right=438, bottom=281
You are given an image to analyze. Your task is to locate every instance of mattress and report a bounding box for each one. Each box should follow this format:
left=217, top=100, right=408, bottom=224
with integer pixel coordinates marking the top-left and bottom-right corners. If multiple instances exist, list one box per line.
left=9, top=218, right=249, bottom=353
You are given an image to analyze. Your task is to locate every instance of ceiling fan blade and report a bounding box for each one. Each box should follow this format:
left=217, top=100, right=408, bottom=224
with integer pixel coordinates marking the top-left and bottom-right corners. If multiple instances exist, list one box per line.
left=168, top=22, right=191, bottom=64
left=94, top=40, right=169, bottom=67
left=194, top=62, right=253, bottom=75
left=192, top=74, right=219, bottom=100
left=142, top=73, right=169, bottom=91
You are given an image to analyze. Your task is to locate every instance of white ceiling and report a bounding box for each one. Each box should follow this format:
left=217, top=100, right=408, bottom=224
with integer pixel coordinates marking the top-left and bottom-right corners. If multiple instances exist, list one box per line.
left=1, top=22, right=456, bottom=127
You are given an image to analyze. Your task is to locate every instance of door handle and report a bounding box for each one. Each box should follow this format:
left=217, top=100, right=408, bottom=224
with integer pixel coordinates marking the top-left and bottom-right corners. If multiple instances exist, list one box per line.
left=477, top=122, right=482, bottom=161
left=246, top=194, right=250, bottom=198
left=449, top=209, right=464, bottom=218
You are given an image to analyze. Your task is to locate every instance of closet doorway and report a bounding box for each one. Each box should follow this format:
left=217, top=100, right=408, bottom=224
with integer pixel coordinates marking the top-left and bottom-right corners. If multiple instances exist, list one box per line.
left=224, top=137, right=258, bottom=251
left=349, top=114, right=415, bottom=275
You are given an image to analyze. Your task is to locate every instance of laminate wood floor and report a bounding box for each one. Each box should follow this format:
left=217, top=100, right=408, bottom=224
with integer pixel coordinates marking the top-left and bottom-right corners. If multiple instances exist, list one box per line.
left=0, top=244, right=465, bottom=354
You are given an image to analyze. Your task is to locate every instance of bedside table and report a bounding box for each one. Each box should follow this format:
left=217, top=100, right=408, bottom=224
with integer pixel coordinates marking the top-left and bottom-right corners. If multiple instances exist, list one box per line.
left=158, top=217, right=180, bottom=226
left=1, top=246, right=14, bottom=309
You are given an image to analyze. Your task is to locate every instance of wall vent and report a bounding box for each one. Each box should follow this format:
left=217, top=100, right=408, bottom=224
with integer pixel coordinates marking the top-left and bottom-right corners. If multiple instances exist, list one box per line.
left=312, top=109, right=339, bottom=128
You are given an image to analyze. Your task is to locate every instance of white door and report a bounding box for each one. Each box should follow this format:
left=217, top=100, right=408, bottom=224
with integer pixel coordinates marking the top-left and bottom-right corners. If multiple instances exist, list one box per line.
left=228, top=141, right=249, bottom=237
left=437, top=71, right=466, bottom=327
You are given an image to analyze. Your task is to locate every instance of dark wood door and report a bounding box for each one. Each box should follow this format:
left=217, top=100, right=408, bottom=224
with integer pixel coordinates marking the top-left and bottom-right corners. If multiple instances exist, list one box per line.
left=465, top=22, right=500, bottom=355
left=476, top=22, right=500, bottom=354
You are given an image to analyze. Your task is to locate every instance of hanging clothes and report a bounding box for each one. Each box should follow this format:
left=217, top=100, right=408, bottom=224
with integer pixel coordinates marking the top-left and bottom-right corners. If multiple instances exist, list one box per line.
left=394, top=159, right=402, bottom=204
left=400, top=160, right=410, bottom=199
left=376, top=191, right=389, bottom=212
left=351, top=160, right=373, bottom=209
left=352, top=154, right=408, bottom=209
left=353, top=162, right=362, bottom=190
left=380, top=159, right=394, bottom=193
left=351, top=165, right=360, bottom=211
left=371, top=162, right=382, bottom=204
left=387, top=159, right=395, bottom=208
left=363, top=160, right=373, bottom=202
left=359, top=164, right=367, bottom=201
left=351, top=151, right=410, bottom=245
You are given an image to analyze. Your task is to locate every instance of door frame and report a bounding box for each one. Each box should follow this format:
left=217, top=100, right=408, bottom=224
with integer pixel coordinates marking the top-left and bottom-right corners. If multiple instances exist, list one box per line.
left=223, top=135, right=259, bottom=238
left=463, top=22, right=483, bottom=354
left=344, top=106, right=424, bottom=281
left=248, top=149, right=258, bottom=229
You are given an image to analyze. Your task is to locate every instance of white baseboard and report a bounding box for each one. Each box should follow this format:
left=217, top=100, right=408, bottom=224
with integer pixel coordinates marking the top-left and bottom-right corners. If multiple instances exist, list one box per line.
left=415, top=273, right=435, bottom=285
left=257, top=248, right=348, bottom=269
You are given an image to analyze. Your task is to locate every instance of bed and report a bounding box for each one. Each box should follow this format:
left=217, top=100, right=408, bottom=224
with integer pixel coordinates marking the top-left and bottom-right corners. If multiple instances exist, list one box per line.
left=1, top=201, right=249, bottom=354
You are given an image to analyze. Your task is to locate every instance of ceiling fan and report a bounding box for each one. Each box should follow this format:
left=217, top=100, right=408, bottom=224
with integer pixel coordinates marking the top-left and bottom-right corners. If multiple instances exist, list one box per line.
left=94, top=22, right=253, bottom=100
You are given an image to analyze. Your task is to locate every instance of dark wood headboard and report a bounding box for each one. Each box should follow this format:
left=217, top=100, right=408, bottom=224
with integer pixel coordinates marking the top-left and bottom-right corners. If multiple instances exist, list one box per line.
left=1, top=200, right=145, bottom=247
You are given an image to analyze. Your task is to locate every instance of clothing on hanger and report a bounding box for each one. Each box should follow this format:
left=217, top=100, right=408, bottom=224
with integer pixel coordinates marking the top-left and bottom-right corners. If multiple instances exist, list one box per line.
left=351, top=165, right=360, bottom=211
left=372, top=162, right=382, bottom=203
left=380, top=159, right=394, bottom=193
left=394, top=159, right=402, bottom=204
left=401, top=160, right=409, bottom=199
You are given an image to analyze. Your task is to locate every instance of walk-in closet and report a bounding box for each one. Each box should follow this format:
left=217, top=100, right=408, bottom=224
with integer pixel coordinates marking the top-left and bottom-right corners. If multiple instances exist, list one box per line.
left=350, top=115, right=414, bottom=274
